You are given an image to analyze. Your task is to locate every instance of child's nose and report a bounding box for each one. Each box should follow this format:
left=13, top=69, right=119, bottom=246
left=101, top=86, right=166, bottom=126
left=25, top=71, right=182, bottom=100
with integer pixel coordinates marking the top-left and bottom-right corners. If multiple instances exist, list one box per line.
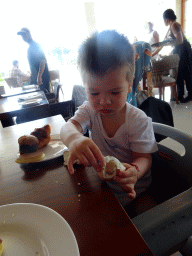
left=100, top=95, right=111, bottom=105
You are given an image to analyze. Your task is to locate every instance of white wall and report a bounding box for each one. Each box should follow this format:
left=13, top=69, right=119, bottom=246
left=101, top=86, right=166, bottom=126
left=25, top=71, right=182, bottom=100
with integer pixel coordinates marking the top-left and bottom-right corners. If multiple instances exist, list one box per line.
left=176, top=0, right=182, bottom=23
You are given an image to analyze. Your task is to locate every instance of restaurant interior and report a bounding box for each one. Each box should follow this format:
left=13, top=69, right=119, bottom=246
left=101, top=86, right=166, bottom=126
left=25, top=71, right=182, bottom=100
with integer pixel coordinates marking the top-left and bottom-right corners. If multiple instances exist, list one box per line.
left=0, top=0, right=192, bottom=255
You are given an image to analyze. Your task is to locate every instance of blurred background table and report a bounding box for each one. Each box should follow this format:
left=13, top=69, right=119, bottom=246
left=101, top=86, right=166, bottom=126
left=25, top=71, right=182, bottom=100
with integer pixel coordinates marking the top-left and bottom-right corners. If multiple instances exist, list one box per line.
left=0, top=84, right=40, bottom=98
left=0, top=90, right=49, bottom=128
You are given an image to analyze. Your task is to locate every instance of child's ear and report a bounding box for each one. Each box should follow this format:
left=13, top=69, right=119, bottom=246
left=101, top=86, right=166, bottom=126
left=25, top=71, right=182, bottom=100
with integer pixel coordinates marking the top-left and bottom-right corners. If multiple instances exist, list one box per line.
left=128, top=82, right=133, bottom=94
left=126, top=72, right=133, bottom=93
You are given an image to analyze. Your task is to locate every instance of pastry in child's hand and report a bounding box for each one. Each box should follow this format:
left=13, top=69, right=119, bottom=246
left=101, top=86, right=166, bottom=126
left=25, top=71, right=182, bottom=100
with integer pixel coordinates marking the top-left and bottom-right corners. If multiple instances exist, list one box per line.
left=0, top=239, right=4, bottom=256
left=63, top=152, right=125, bottom=180
left=18, top=135, right=39, bottom=154
left=30, top=124, right=51, bottom=149
left=98, top=156, right=126, bottom=180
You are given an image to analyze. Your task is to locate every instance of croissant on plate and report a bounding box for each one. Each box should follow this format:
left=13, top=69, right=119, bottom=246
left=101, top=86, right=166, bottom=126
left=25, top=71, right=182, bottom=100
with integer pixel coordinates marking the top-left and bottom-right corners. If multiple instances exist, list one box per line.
left=30, top=124, right=51, bottom=149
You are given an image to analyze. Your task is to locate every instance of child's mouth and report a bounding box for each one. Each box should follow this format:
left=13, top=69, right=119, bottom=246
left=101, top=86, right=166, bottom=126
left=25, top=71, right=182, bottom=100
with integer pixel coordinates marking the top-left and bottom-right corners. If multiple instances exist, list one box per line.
left=99, top=109, right=112, bottom=114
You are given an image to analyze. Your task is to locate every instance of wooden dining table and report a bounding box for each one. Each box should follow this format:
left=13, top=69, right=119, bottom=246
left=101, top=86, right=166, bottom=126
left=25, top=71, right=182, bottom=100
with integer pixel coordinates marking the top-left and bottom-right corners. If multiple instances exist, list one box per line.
left=0, top=84, right=40, bottom=98
left=0, top=115, right=154, bottom=256
left=0, top=90, right=49, bottom=128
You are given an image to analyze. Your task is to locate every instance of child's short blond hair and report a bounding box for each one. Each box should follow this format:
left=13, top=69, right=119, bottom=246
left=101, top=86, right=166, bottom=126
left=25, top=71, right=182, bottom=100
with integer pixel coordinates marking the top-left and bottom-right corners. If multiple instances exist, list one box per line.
left=77, top=30, right=135, bottom=84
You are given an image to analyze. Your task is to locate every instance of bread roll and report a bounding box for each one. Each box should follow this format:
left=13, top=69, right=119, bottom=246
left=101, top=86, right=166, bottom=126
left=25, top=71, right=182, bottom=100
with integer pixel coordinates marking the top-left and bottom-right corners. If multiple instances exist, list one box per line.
left=98, top=156, right=126, bottom=180
left=18, top=135, right=39, bottom=154
left=30, top=124, right=51, bottom=149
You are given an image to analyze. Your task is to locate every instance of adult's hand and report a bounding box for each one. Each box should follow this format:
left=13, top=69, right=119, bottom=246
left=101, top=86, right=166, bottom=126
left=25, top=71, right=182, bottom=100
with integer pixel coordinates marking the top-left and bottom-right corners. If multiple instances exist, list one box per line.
left=37, top=75, right=43, bottom=85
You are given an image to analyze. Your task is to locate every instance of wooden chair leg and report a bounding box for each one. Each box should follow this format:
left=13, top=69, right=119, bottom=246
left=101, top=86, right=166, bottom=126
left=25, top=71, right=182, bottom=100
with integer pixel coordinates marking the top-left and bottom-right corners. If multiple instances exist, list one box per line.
left=162, top=87, right=165, bottom=101
left=159, top=88, right=160, bottom=100
left=148, top=84, right=153, bottom=97
left=173, top=84, right=179, bottom=104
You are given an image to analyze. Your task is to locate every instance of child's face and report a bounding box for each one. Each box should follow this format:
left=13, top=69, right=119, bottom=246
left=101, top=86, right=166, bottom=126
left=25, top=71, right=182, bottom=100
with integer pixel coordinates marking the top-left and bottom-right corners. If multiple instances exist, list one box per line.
left=85, top=66, right=132, bottom=116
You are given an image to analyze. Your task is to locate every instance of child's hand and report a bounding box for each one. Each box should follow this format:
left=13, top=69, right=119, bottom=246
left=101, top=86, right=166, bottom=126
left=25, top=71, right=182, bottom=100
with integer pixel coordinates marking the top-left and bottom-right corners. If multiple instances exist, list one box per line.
left=67, top=135, right=105, bottom=175
left=113, top=163, right=138, bottom=200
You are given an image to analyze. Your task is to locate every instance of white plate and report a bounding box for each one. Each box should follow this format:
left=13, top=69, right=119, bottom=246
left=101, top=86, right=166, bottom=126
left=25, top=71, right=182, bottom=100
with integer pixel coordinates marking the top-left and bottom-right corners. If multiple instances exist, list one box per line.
left=0, top=203, right=80, bottom=256
left=16, top=134, right=67, bottom=163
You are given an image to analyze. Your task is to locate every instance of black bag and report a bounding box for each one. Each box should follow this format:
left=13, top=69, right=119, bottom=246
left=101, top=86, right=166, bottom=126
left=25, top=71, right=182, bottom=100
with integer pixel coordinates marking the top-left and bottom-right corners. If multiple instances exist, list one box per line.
left=139, top=96, right=174, bottom=142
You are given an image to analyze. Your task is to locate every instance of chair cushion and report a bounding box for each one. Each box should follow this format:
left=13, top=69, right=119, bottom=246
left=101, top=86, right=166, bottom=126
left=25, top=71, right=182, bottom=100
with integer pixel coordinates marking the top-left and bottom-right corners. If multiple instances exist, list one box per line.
left=162, top=76, right=176, bottom=84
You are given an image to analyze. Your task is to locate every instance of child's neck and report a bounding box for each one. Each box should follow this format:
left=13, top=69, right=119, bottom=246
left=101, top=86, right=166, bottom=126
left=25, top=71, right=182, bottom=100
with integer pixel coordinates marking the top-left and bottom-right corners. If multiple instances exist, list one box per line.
left=100, top=105, right=126, bottom=138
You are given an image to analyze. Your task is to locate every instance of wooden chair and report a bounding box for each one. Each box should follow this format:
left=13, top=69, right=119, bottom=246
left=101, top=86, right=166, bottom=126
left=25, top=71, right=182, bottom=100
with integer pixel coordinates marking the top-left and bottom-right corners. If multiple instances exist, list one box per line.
left=46, top=81, right=64, bottom=104
left=4, top=77, right=20, bottom=88
left=49, top=70, right=60, bottom=91
left=146, top=54, right=180, bottom=104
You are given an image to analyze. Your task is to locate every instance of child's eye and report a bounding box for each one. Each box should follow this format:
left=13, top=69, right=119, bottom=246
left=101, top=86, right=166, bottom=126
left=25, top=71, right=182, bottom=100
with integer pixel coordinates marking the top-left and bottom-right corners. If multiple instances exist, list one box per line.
left=91, top=92, right=99, bottom=96
left=111, top=92, right=120, bottom=95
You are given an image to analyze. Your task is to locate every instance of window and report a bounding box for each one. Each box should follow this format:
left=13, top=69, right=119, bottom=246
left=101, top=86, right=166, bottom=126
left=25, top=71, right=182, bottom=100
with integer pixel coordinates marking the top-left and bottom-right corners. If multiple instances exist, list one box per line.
left=183, top=0, right=192, bottom=44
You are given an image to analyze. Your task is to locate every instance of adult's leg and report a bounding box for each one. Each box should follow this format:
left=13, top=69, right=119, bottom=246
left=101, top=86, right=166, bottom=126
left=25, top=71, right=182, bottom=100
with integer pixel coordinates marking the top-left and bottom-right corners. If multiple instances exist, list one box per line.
left=179, top=41, right=192, bottom=101
left=176, top=64, right=185, bottom=100
left=183, top=64, right=192, bottom=98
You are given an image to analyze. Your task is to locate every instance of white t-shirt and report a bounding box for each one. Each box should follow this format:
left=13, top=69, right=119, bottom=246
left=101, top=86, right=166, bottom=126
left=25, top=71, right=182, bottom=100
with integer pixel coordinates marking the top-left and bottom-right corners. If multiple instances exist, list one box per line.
left=71, top=101, right=158, bottom=206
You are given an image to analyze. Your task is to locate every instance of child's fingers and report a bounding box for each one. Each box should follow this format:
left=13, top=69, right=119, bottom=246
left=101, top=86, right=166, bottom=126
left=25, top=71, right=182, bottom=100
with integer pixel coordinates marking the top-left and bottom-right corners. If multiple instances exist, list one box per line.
left=84, top=148, right=101, bottom=171
left=90, top=144, right=105, bottom=167
left=114, top=176, right=136, bottom=185
left=127, top=190, right=136, bottom=200
left=121, top=183, right=135, bottom=193
left=67, top=156, right=75, bottom=175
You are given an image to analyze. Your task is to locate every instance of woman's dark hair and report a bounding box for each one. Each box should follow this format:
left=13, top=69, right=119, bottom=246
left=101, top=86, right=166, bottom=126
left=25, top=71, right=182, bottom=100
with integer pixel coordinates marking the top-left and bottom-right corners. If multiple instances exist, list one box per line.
left=163, top=9, right=177, bottom=21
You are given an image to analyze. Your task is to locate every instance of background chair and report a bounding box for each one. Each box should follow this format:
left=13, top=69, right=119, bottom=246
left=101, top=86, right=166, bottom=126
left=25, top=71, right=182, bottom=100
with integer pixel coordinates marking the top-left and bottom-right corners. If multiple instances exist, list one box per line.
left=4, top=77, right=20, bottom=88
left=147, top=54, right=180, bottom=104
left=139, top=96, right=174, bottom=142
left=124, top=122, right=192, bottom=255
left=45, top=81, right=64, bottom=104
left=72, top=85, right=88, bottom=111
left=49, top=70, right=60, bottom=92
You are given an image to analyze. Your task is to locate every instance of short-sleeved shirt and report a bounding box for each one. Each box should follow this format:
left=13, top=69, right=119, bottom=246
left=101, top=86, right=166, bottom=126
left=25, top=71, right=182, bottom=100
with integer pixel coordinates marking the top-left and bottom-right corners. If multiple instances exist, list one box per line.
left=27, top=40, right=50, bottom=92
left=9, top=67, right=26, bottom=87
left=71, top=101, right=158, bottom=206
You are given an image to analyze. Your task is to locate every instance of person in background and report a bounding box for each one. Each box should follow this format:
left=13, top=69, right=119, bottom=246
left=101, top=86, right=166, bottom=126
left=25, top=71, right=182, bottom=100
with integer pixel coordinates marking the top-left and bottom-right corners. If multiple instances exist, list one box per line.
left=9, top=60, right=30, bottom=87
left=147, top=22, right=160, bottom=60
left=17, top=28, right=50, bottom=92
left=60, top=30, right=157, bottom=208
left=153, top=9, right=192, bottom=103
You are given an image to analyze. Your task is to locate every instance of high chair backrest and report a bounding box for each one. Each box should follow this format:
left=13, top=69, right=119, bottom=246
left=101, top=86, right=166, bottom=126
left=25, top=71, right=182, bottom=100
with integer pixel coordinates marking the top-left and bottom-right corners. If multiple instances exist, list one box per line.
left=131, top=122, right=192, bottom=256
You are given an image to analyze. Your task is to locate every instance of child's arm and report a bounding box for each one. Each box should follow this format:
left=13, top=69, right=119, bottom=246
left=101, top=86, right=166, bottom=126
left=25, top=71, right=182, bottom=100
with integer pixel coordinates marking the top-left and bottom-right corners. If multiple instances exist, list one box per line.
left=113, top=152, right=152, bottom=199
left=132, top=152, right=152, bottom=180
left=60, top=120, right=105, bottom=174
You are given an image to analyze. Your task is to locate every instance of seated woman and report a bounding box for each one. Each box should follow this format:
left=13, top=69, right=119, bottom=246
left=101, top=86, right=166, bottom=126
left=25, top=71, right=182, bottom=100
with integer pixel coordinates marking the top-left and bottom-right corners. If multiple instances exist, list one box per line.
left=9, top=60, right=30, bottom=87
